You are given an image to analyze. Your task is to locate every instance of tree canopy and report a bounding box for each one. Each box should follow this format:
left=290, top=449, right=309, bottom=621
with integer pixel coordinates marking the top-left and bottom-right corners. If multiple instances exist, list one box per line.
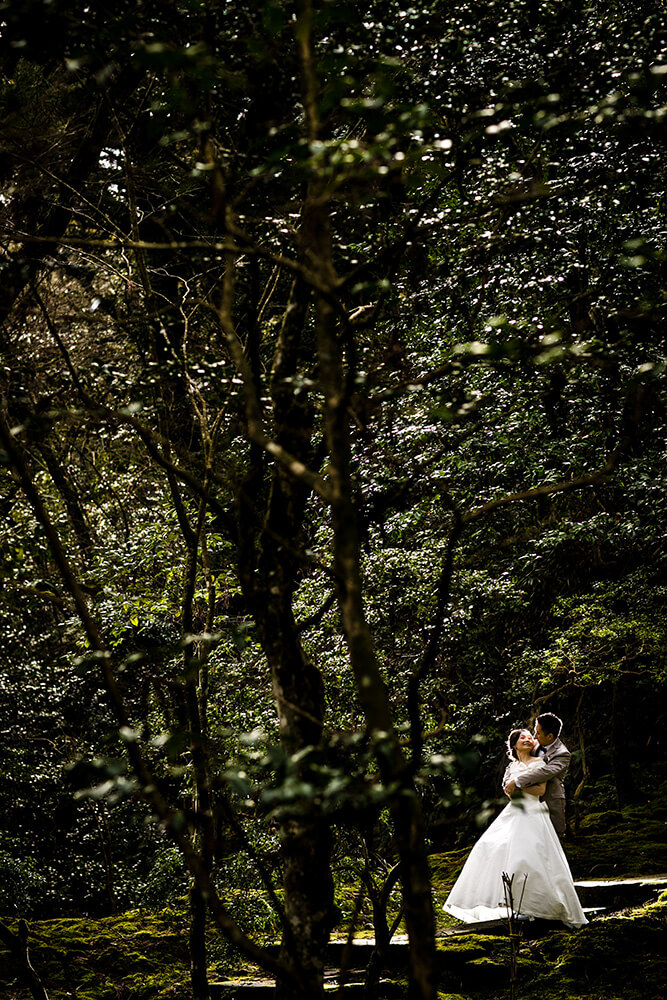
left=0, top=2, right=665, bottom=998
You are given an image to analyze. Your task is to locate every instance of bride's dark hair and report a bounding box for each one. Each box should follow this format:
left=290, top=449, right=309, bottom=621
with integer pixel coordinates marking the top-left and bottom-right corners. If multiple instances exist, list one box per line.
left=506, top=728, right=525, bottom=760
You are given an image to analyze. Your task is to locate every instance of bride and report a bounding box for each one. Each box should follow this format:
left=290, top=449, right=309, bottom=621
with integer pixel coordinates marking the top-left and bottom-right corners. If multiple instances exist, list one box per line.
left=443, top=728, right=587, bottom=927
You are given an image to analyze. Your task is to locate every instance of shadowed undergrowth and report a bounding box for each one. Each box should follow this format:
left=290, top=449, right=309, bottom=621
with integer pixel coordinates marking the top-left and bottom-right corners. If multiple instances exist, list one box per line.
left=1, top=798, right=665, bottom=1000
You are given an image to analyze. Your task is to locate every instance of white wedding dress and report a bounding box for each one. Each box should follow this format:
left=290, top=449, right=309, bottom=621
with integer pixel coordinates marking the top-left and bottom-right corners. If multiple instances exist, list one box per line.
left=443, top=759, right=587, bottom=927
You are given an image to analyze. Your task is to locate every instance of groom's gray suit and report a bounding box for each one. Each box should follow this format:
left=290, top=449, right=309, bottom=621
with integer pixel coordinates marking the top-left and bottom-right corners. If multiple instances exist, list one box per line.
left=503, top=737, right=571, bottom=836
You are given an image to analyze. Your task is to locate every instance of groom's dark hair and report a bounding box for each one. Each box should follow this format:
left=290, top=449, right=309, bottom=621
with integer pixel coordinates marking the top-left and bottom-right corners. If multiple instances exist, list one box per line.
left=537, top=712, right=562, bottom=739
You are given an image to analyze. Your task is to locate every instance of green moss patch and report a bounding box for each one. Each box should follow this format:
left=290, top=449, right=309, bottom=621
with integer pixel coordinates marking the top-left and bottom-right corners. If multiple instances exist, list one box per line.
left=0, top=909, right=191, bottom=1000
left=566, top=811, right=667, bottom=880
left=511, top=892, right=667, bottom=1000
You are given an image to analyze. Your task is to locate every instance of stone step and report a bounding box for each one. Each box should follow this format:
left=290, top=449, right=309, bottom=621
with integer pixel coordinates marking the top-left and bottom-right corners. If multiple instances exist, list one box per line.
left=210, top=984, right=274, bottom=999
left=210, top=976, right=400, bottom=998
left=322, top=936, right=408, bottom=968
left=573, top=874, right=667, bottom=909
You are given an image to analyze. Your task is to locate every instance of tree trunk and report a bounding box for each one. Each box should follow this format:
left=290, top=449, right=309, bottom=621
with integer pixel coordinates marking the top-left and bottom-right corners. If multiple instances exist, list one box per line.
left=244, top=479, right=335, bottom=999
left=235, top=273, right=335, bottom=998
left=572, top=691, right=588, bottom=837
left=293, top=6, right=437, bottom=989
left=182, top=502, right=215, bottom=1000
left=306, top=197, right=437, bottom=1000
left=261, top=622, right=334, bottom=1000
left=37, top=440, right=95, bottom=561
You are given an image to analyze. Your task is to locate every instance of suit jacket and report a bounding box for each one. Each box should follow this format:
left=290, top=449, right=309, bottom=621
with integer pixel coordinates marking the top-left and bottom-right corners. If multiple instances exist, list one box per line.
left=502, top=738, right=571, bottom=835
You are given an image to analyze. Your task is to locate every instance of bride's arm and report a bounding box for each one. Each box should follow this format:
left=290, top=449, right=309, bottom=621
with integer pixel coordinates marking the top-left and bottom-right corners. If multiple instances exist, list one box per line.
left=523, top=782, right=546, bottom=797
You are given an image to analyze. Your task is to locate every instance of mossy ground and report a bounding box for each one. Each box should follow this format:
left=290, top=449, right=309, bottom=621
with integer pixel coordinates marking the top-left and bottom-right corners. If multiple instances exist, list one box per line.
left=442, top=889, right=667, bottom=1000
left=565, top=802, right=667, bottom=880
left=1, top=799, right=665, bottom=999
left=0, top=909, right=191, bottom=1000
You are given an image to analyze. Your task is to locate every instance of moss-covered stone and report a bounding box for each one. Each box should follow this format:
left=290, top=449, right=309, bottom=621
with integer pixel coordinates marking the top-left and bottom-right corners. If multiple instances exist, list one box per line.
left=566, top=825, right=667, bottom=880
left=514, top=892, right=667, bottom=1000
left=578, top=808, right=625, bottom=829
left=436, top=932, right=499, bottom=962
left=0, top=909, right=191, bottom=1000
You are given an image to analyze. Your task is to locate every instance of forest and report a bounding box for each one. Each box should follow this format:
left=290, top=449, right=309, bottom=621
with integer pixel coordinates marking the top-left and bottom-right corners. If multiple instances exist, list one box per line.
left=0, top=1, right=665, bottom=998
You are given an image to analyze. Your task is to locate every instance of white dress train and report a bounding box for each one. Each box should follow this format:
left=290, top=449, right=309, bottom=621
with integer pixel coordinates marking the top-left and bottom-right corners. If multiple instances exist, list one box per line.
left=443, top=759, right=587, bottom=928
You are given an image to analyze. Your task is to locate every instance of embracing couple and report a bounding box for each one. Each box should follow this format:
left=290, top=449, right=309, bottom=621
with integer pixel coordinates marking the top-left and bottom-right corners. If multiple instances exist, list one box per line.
left=444, top=712, right=587, bottom=928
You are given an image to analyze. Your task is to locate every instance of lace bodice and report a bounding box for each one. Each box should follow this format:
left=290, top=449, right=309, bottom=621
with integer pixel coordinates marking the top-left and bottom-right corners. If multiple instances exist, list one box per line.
left=506, top=757, right=543, bottom=781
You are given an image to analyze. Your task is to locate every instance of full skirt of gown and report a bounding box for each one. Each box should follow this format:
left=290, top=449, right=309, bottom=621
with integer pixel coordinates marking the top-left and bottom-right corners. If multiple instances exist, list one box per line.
left=443, top=794, right=587, bottom=927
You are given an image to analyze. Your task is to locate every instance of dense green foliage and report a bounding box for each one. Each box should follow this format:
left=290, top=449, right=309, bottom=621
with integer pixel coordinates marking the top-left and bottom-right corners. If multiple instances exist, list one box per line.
left=0, top=0, right=666, bottom=997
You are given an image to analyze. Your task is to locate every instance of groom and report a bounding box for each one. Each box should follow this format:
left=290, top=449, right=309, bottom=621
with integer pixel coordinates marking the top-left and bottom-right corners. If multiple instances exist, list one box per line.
left=503, top=712, right=570, bottom=836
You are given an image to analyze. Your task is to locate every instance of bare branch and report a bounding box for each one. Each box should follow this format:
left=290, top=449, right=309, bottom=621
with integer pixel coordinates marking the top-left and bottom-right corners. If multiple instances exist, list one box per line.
left=296, top=591, right=337, bottom=633
left=4, top=231, right=336, bottom=296
left=462, top=462, right=618, bottom=524
left=369, top=361, right=462, bottom=405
